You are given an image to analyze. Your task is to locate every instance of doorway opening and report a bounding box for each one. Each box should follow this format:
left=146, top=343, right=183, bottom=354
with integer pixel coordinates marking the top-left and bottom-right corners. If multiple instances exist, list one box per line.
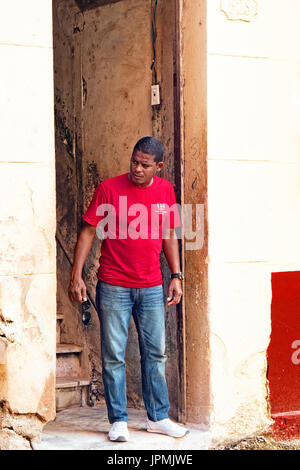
left=53, top=0, right=185, bottom=421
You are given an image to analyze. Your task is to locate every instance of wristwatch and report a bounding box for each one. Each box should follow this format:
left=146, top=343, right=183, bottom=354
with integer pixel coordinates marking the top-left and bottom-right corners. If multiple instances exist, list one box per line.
left=171, top=272, right=184, bottom=281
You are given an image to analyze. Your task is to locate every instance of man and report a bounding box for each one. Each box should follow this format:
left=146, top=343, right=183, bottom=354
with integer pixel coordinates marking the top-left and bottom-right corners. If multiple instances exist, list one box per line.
left=68, top=136, right=188, bottom=442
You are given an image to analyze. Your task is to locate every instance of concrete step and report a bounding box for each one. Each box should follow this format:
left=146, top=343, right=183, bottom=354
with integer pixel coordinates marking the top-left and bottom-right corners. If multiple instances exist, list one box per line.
left=56, top=343, right=83, bottom=354
left=56, top=344, right=83, bottom=377
left=56, top=377, right=90, bottom=388
left=56, top=377, right=90, bottom=411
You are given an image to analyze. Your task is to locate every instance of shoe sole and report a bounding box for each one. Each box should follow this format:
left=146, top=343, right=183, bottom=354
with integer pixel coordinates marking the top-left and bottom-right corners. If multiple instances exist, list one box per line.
left=147, top=428, right=190, bottom=438
left=109, top=435, right=129, bottom=442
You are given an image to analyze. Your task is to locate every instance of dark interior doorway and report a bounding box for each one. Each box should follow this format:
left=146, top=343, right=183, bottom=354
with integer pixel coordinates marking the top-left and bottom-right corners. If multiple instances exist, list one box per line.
left=53, top=0, right=184, bottom=420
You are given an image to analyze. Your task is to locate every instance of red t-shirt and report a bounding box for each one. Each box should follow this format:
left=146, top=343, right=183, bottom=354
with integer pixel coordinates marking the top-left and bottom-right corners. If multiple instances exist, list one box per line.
left=82, top=173, right=181, bottom=288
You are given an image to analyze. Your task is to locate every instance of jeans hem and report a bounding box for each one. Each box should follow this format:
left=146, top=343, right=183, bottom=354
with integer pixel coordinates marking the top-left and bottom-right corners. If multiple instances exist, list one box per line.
left=109, top=417, right=129, bottom=424
left=146, top=413, right=170, bottom=422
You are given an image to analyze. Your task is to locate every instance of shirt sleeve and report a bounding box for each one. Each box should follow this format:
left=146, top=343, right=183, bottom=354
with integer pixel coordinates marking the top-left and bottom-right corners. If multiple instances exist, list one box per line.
left=166, top=183, right=181, bottom=229
left=82, top=184, right=107, bottom=227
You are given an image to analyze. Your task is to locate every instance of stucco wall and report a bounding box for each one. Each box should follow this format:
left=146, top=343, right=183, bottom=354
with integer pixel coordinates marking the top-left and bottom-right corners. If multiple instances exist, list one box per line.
left=0, top=0, right=56, bottom=449
left=206, top=0, right=300, bottom=441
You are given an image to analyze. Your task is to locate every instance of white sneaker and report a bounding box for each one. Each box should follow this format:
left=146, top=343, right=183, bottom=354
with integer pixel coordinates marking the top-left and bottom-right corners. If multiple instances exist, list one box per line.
left=108, top=421, right=129, bottom=442
left=146, top=418, right=189, bottom=438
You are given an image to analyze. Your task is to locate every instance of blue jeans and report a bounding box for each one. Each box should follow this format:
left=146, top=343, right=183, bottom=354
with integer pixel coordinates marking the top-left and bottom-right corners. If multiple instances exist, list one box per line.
left=95, top=281, right=170, bottom=424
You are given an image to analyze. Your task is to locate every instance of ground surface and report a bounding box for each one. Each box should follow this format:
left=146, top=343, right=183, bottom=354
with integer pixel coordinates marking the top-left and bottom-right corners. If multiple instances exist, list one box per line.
left=214, top=434, right=300, bottom=450
left=34, top=406, right=299, bottom=451
left=34, top=406, right=211, bottom=451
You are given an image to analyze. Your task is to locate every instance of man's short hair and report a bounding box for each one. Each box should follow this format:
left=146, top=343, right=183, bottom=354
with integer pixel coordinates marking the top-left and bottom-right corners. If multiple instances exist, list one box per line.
left=133, top=136, right=164, bottom=163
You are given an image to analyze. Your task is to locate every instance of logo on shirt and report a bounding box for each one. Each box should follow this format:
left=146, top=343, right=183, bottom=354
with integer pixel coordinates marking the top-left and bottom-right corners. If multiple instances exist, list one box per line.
left=155, top=203, right=168, bottom=215
left=86, top=194, right=204, bottom=250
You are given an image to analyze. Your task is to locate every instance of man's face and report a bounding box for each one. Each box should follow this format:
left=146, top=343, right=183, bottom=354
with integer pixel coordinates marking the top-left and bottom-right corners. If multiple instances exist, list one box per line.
left=129, top=150, right=163, bottom=187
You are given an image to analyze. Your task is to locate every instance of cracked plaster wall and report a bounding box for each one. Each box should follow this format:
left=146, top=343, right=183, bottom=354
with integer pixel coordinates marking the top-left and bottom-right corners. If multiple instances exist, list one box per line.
left=0, top=0, right=56, bottom=450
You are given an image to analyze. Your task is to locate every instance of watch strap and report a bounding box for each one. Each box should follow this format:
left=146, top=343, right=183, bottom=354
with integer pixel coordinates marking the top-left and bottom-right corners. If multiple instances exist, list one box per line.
left=171, top=272, right=184, bottom=280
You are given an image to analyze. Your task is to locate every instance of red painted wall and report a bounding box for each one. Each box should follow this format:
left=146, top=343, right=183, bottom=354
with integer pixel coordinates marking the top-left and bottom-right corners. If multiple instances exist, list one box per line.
left=267, top=271, right=300, bottom=415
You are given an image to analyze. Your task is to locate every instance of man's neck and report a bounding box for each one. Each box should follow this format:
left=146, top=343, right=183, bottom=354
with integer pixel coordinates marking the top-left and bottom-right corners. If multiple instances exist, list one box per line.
left=128, top=173, right=154, bottom=188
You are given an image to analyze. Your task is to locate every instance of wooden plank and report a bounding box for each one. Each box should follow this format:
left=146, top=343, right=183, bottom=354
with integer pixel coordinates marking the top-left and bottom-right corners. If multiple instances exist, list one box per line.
left=151, top=0, right=181, bottom=422
left=174, top=0, right=186, bottom=424
left=180, top=0, right=210, bottom=425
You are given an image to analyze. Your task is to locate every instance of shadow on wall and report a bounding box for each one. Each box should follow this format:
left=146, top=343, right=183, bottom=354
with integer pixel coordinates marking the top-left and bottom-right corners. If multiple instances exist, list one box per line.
left=75, top=0, right=123, bottom=11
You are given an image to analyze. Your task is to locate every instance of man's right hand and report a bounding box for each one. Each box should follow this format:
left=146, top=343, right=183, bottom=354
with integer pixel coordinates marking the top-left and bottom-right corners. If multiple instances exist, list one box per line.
left=68, top=222, right=96, bottom=303
left=68, top=276, right=87, bottom=303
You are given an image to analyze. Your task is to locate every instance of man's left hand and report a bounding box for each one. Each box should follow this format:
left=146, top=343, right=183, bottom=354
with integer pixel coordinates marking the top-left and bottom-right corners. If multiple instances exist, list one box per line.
left=167, top=278, right=183, bottom=306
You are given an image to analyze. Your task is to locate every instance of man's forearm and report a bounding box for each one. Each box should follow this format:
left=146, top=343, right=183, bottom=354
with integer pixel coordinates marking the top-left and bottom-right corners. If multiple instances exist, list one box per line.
left=68, top=223, right=96, bottom=303
left=71, top=223, right=96, bottom=279
left=162, top=230, right=181, bottom=273
left=163, top=230, right=183, bottom=306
